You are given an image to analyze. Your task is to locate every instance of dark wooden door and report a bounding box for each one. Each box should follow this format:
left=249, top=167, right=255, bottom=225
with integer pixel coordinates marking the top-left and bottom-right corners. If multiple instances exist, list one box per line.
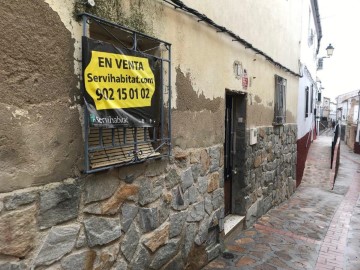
left=224, top=94, right=233, bottom=215
left=224, top=92, right=246, bottom=216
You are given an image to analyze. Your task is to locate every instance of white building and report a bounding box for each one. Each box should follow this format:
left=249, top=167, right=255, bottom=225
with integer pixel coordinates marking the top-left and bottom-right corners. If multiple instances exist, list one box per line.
left=296, top=0, right=322, bottom=185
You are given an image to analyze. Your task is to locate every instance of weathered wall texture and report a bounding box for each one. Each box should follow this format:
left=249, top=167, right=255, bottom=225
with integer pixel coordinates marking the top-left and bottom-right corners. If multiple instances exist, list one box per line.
left=150, top=0, right=300, bottom=127
left=0, top=0, right=83, bottom=192
left=0, top=145, right=224, bottom=270
left=172, top=68, right=225, bottom=149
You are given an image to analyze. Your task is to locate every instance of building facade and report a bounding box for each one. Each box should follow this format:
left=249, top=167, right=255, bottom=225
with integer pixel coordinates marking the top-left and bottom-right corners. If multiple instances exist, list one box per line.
left=0, top=0, right=302, bottom=269
left=296, top=0, right=322, bottom=186
left=336, top=90, right=360, bottom=152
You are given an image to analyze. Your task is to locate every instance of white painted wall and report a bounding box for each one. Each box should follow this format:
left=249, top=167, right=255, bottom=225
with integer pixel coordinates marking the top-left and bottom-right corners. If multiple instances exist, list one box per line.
left=297, top=0, right=320, bottom=139
left=48, top=0, right=303, bottom=127
left=152, top=0, right=302, bottom=125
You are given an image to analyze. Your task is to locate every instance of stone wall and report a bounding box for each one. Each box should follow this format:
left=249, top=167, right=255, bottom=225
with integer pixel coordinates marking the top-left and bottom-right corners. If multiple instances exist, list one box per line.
left=0, top=145, right=224, bottom=270
left=233, top=124, right=297, bottom=227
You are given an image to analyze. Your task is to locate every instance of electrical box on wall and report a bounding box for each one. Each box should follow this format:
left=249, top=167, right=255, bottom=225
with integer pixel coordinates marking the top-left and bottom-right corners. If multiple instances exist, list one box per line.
left=250, top=128, right=258, bottom=145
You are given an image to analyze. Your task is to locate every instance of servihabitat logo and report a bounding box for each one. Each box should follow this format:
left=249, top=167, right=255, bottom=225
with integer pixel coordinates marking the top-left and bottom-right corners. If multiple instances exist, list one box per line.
left=92, top=115, right=129, bottom=124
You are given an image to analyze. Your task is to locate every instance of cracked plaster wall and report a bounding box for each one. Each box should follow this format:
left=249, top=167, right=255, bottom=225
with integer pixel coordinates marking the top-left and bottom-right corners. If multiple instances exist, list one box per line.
left=0, top=0, right=83, bottom=192
left=1, top=0, right=299, bottom=191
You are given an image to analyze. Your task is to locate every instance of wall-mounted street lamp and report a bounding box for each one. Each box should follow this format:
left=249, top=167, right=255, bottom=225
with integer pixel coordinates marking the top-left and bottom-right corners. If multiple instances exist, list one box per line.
left=317, top=43, right=335, bottom=70
left=326, top=43, right=334, bottom=57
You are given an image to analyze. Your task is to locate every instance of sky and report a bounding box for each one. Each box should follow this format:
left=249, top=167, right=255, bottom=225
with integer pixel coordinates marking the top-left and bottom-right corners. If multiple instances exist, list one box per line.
left=317, top=0, right=360, bottom=102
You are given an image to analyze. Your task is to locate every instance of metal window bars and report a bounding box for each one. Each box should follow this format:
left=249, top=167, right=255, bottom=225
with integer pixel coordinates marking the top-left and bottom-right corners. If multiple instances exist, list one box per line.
left=80, top=13, right=172, bottom=173
left=274, top=75, right=287, bottom=125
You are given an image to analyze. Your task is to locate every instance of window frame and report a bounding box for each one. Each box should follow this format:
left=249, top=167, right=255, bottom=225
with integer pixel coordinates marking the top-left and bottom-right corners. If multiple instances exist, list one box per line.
left=80, top=13, right=172, bottom=173
left=305, top=86, right=309, bottom=118
left=274, top=75, right=287, bottom=125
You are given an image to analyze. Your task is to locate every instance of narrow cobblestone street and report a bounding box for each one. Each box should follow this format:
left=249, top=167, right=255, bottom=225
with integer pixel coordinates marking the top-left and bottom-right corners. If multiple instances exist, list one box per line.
left=203, top=135, right=360, bottom=270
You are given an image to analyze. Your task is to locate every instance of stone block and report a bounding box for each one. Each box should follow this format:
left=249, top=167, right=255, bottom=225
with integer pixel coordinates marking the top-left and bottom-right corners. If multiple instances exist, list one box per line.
left=285, top=153, right=292, bottom=163
left=159, top=199, right=171, bottom=224
left=191, top=164, right=202, bottom=181
left=187, top=201, right=205, bottom=222
left=274, top=126, right=280, bottom=135
left=212, top=189, right=224, bottom=210
left=3, top=191, right=37, bottom=210
left=183, top=223, right=198, bottom=258
left=171, top=186, right=189, bottom=211
left=139, top=207, right=159, bottom=232
left=207, top=172, right=220, bottom=193
left=112, top=258, right=128, bottom=270
left=218, top=168, right=224, bottom=188
left=61, top=250, right=96, bottom=270
left=142, top=222, right=169, bottom=252
left=209, top=146, right=221, bottom=172
left=0, top=206, right=36, bottom=257
left=100, top=184, right=139, bottom=214
left=139, top=179, right=150, bottom=205
left=169, top=211, right=187, bottom=238
left=254, top=155, right=262, bottom=168
left=195, top=216, right=210, bottom=245
left=188, top=185, right=200, bottom=205
left=174, top=150, right=188, bottom=161
left=121, top=223, right=140, bottom=261
left=150, top=238, right=180, bottom=269
left=83, top=203, right=102, bottom=215
left=138, top=177, right=163, bottom=206
left=200, top=149, right=210, bottom=173
left=121, top=203, right=139, bottom=233
left=83, top=216, right=121, bottom=247
left=130, top=244, right=150, bottom=270
left=38, top=182, right=80, bottom=229
left=197, top=176, right=208, bottom=194
left=166, top=169, right=180, bottom=190
left=181, top=168, right=194, bottom=191
left=162, top=253, right=185, bottom=270
left=93, top=242, right=119, bottom=270
left=35, top=225, right=80, bottom=266
left=209, top=208, right=222, bottom=229
left=75, top=227, right=87, bottom=249
left=190, top=149, right=201, bottom=164
left=204, top=194, right=213, bottom=215
left=265, top=171, right=275, bottom=184
left=0, top=262, right=27, bottom=270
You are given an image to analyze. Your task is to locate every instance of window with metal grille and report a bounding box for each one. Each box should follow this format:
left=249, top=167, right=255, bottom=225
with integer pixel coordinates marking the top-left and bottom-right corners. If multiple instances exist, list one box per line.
left=274, top=75, right=287, bottom=125
left=80, top=13, right=172, bottom=173
left=305, top=86, right=309, bottom=118
left=310, top=84, right=314, bottom=113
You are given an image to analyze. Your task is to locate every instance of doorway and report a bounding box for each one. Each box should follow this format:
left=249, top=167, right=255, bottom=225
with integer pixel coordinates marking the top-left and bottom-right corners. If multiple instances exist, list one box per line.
left=224, top=91, right=246, bottom=216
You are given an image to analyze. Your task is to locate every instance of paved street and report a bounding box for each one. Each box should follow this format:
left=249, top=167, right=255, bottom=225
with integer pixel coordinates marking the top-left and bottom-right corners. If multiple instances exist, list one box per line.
left=204, top=136, right=360, bottom=270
